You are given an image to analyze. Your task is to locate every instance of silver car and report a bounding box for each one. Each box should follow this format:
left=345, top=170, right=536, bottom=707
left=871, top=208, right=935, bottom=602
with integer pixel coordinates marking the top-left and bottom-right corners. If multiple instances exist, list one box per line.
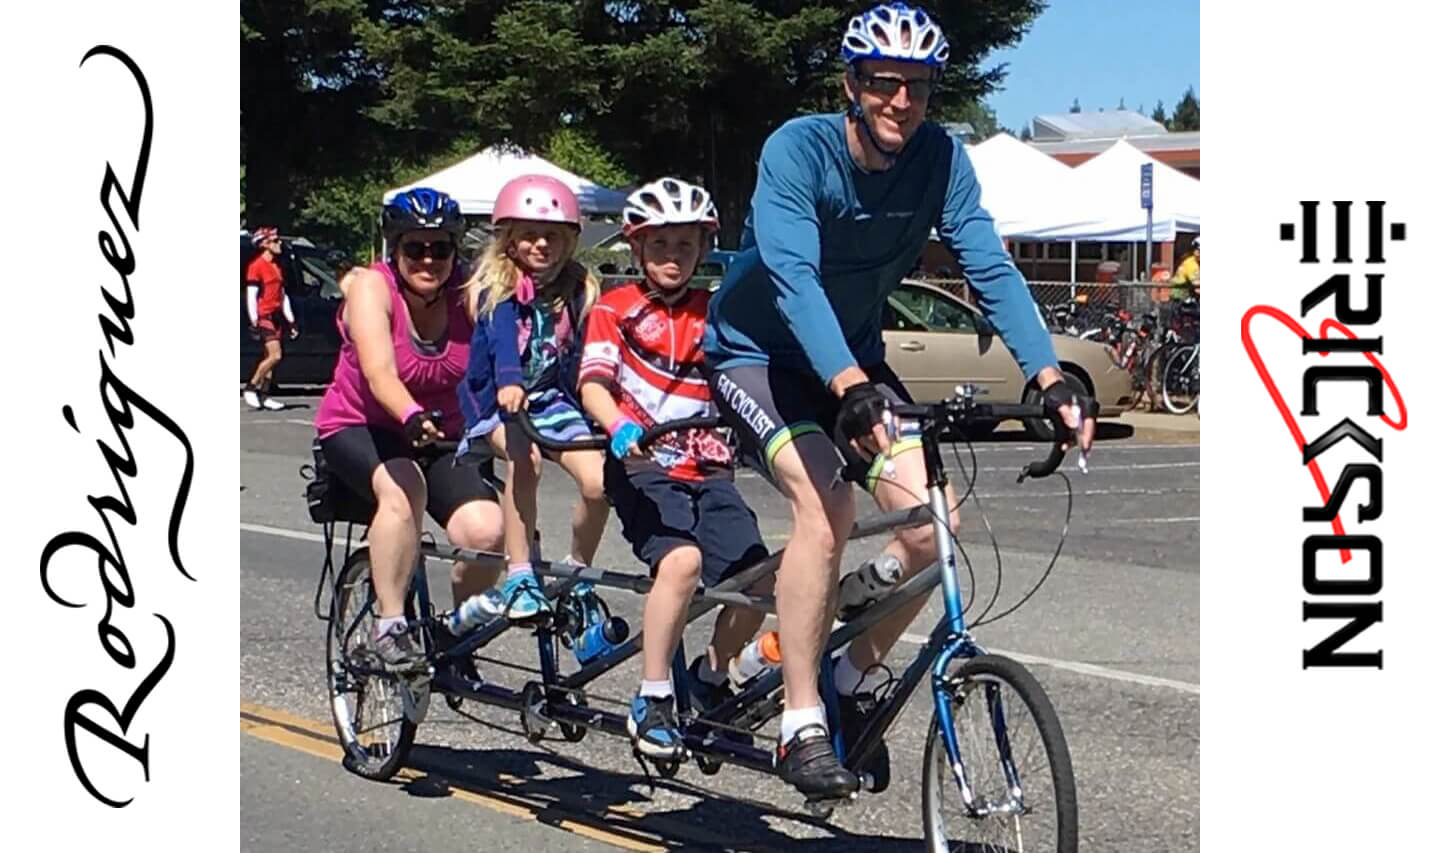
left=884, top=280, right=1133, bottom=438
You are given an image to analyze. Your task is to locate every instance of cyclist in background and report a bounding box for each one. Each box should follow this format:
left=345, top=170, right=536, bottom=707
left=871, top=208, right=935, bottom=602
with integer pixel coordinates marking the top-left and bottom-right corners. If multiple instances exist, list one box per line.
left=244, top=227, right=297, bottom=411
left=704, top=2, right=1095, bottom=800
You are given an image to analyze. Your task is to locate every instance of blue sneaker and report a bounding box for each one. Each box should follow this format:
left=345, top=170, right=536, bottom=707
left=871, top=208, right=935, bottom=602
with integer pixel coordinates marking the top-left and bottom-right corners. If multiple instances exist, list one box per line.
left=499, top=572, right=550, bottom=621
left=627, top=695, right=686, bottom=761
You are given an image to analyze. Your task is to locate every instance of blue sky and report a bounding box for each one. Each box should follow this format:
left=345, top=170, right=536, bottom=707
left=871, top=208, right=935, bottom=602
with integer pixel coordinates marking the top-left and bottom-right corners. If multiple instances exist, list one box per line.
left=977, top=0, right=1200, bottom=133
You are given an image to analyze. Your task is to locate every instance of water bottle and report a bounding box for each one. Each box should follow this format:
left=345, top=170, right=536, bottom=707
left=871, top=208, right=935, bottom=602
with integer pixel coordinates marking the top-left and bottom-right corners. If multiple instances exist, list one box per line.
left=728, top=630, right=782, bottom=687
left=574, top=616, right=629, bottom=665
left=448, top=589, right=505, bottom=635
left=836, top=553, right=904, bottom=622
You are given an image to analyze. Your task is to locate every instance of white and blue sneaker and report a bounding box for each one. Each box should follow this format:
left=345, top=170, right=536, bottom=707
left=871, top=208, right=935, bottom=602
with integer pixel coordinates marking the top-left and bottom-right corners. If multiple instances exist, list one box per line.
left=627, top=694, right=686, bottom=761
left=499, top=572, right=550, bottom=621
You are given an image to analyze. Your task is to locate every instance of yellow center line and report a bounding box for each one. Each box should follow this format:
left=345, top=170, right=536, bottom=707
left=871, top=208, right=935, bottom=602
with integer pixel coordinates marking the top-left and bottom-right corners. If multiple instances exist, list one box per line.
left=240, top=702, right=741, bottom=852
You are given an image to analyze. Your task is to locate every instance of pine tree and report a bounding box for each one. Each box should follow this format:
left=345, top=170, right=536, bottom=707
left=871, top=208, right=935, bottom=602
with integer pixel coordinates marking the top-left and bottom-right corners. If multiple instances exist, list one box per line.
left=1170, top=86, right=1200, bottom=131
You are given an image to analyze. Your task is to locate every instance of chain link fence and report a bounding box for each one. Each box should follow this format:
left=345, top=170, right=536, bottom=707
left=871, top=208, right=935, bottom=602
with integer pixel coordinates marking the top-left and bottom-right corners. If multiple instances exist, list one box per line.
left=913, top=277, right=1174, bottom=318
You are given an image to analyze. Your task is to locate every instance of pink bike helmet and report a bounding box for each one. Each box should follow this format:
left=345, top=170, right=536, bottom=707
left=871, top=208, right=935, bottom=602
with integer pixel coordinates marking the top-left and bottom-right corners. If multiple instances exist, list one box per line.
left=492, top=174, right=582, bottom=228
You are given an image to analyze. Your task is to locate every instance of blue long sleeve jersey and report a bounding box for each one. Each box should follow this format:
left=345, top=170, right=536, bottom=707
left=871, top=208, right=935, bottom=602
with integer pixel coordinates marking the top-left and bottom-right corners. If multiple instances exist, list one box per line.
left=704, top=114, right=1057, bottom=384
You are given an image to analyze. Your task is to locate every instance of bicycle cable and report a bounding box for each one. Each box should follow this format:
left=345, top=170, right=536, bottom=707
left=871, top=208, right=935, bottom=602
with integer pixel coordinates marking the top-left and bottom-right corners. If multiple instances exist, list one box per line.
left=864, top=428, right=1076, bottom=631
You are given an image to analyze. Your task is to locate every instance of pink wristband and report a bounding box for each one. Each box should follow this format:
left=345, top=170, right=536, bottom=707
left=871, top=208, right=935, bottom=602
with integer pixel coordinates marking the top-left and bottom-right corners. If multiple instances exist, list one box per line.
left=399, top=403, right=425, bottom=425
left=606, top=417, right=633, bottom=437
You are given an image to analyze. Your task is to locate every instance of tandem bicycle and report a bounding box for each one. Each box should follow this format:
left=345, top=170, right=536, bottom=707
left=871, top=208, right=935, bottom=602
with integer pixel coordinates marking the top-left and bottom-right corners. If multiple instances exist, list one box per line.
left=305, top=385, right=1089, bottom=851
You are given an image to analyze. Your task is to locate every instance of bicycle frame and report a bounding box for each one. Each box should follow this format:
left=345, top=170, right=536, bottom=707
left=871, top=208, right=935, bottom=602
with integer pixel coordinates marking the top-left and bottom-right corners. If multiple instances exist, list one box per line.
left=330, top=392, right=1070, bottom=795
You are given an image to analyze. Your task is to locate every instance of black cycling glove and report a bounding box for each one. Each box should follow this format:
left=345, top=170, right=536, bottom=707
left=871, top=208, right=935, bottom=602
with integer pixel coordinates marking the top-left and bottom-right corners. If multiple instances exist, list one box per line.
left=1041, top=382, right=1095, bottom=431
left=404, top=409, right=443, bottom=446
left=836, top=382, right=890, bottom=443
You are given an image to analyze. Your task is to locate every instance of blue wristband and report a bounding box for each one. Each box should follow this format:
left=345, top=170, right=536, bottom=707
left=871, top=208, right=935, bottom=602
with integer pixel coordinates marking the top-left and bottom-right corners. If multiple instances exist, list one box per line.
left=609, top=421, right=643, bottom=459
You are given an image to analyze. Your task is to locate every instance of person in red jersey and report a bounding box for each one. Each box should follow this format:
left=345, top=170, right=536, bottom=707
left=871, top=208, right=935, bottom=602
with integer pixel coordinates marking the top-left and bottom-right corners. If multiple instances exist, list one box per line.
left=243, top=226, right=297, bottom=410
left=579, top=177, right=772, bottom=762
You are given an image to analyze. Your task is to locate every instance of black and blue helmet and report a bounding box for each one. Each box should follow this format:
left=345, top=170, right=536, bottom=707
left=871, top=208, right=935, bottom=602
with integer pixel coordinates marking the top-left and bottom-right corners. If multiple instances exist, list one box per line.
left=382, top=187, right=465, bottom=246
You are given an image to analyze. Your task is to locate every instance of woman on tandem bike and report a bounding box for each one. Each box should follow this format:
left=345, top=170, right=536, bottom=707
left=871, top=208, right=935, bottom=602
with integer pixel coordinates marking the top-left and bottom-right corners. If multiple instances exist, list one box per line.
left=312, top=187, right=505, bottom=675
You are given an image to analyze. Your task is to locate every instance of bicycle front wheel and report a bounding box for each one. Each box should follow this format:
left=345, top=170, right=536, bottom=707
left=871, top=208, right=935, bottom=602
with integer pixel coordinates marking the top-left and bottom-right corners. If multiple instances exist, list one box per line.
left=922, top=654, right=1078, bottom=853
left=325, top=549, right=424, bottom=781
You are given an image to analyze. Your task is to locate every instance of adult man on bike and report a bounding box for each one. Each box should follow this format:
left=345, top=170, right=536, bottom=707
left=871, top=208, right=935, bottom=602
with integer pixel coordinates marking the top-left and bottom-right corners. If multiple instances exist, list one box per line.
left=704, top=2, right=1095, bottom=801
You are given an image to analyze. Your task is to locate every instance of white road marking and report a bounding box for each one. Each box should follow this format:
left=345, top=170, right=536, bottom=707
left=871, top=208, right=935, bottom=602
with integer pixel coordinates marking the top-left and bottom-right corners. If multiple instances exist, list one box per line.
left=1109, top=516, right=1200, bottom=524
left=241, top=522, right=332, bottom=545
left=897, top=633, right=1201, bottom=695
left=242, top=522, right=1198, bottom=696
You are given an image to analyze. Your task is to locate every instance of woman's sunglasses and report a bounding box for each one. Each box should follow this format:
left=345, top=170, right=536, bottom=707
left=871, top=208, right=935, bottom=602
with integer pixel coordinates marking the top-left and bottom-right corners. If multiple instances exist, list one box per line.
left=400, top=240, right=456, bottom=261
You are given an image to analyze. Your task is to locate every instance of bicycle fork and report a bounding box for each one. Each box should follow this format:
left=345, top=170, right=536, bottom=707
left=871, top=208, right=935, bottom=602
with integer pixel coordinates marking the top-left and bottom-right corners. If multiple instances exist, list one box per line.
left=923, top=473, right=1027, bottom=819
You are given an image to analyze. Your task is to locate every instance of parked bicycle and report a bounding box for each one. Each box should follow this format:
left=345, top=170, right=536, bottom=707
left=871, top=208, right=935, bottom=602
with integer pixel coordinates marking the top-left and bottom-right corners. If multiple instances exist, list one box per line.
left=1161, top=340, right=1200, bottom=415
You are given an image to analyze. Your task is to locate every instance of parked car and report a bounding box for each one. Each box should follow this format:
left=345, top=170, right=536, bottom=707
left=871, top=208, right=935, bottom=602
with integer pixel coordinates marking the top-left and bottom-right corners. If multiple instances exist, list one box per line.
left=239, top=232, right=347, bottom=386
left=884, top=280, right=1133, bottom=438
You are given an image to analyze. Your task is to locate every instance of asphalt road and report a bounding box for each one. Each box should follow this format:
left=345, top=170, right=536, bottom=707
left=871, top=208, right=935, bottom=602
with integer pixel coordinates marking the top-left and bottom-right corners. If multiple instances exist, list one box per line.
left=241, top=395, right=1198, bottom=851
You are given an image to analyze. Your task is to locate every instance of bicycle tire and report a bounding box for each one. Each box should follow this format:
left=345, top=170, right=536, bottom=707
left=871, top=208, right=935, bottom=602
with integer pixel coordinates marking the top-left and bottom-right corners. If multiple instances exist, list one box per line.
left=325, top=549, right=423, bottom=781
left=1142, top=341, right=1170, bottom=411
left=921, top=654, right=1078, bottom=853
left=1161, top=344, right=1199, bottom=415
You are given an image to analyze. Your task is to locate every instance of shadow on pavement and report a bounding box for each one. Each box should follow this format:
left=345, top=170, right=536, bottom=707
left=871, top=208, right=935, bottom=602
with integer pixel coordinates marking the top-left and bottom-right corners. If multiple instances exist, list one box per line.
left=402, top=742, right=928, bottom=851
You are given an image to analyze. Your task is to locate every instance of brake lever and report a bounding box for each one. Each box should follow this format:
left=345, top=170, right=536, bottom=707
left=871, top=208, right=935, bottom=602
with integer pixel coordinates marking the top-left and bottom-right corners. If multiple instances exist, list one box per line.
left=879, top=406, right=898, bottom=479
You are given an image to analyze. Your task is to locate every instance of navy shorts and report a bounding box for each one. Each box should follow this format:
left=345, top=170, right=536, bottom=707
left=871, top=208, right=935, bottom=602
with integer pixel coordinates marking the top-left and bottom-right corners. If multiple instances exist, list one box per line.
left=604, top=459, right=768, bottom=588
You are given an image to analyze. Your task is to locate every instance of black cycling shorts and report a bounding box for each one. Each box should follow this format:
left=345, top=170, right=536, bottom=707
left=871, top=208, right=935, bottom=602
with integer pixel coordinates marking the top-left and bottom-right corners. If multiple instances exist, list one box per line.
left=603, top=459, right=768, bottom=589
left=707, top=361, right=920, bottom=491
left=319, top=425, right=499, bottom=527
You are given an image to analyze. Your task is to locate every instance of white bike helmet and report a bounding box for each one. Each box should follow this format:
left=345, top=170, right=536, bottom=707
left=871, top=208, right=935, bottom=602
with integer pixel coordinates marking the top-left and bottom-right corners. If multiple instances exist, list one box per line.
left=622, top=177, right=721, bottom=238
left=841, top=2, right=950, bottom=68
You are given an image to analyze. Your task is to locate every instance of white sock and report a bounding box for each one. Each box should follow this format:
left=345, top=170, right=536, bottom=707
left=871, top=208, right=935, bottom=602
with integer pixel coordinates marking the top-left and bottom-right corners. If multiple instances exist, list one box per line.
left=375, top=615, right=407, bottom=638
left=639, top=679, right=673, bottom=699
left=834, top=650, right=885, bottom=696
left=780, top=705, right=828, bottom=744
left=696, top=656, right=728, bottom=686
left=507, top=562, right=532, bottom=579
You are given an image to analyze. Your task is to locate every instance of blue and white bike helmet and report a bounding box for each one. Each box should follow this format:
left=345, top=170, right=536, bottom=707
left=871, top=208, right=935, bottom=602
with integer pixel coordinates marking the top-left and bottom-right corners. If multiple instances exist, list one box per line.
left=841, top=2, right=950, bottom=69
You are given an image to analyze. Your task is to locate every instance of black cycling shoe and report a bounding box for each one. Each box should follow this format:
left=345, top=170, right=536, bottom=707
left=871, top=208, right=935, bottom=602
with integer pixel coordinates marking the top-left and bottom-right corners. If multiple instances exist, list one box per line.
left=776, top=724, right=860, bottom=801
left=838, top=691, right=891, bottom=793
left=686, top=656, right=753, bottom=747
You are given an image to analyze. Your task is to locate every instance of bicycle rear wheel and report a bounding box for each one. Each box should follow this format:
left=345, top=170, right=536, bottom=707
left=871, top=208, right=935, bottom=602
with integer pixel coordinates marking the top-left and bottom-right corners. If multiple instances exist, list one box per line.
left=1161, top=344, right=1199, bottom=415
left=922, top=654, right=1077, bottom=853
left=325, top=549, right=426, bottom=781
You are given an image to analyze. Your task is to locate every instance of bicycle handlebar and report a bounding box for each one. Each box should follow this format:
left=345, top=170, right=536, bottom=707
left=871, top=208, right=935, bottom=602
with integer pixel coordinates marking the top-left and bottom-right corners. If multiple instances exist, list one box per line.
left=891, top=393, right=1098, bottom=482
left=510, top=409, right=722, bottom=454
left=508, top=389, right=1093, bottom=482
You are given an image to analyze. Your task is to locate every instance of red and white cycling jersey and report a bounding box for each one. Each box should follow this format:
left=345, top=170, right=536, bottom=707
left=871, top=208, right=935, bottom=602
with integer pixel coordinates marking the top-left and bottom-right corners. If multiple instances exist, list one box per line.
left=580, top=280, right=732, bottom=481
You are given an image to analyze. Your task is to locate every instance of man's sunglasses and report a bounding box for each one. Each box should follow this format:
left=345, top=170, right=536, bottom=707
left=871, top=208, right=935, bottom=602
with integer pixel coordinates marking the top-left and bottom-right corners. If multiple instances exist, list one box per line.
left=858, top=72, right=935, bottom=100
left=399, top=240, right=456, bottom=261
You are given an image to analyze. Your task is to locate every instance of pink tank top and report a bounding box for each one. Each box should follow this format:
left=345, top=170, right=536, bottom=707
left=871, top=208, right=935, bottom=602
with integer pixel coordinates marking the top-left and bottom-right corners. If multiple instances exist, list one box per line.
left=315, top=262, right=473, bottom=439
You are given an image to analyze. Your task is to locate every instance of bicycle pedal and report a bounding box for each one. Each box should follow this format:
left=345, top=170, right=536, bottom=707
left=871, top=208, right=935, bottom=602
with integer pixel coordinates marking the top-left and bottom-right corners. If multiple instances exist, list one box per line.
left=802, top=792, right=857, bottom=817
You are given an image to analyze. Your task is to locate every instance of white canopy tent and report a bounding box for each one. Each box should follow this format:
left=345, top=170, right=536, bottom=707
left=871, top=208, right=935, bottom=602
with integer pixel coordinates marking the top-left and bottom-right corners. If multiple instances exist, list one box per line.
left=958, top=137, right=1200, bottom=281
left=963, top=133, right=1086, bottom=238
left=1050, top=139, right=1200, bottom=242
left=383, top=146, right=628, bottom=216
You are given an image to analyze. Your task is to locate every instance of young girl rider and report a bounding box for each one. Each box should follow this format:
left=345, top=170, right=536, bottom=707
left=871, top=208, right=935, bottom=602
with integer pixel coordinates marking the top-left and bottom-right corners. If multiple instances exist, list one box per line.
left=579, top=178, right=772, bottom=761
left=457, top=175, right=609, bottom=621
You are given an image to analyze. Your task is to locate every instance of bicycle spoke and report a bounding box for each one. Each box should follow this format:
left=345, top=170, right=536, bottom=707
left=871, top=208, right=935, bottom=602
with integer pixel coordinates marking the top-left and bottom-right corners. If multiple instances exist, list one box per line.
left=925, top=658, right=1074, bottom=853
